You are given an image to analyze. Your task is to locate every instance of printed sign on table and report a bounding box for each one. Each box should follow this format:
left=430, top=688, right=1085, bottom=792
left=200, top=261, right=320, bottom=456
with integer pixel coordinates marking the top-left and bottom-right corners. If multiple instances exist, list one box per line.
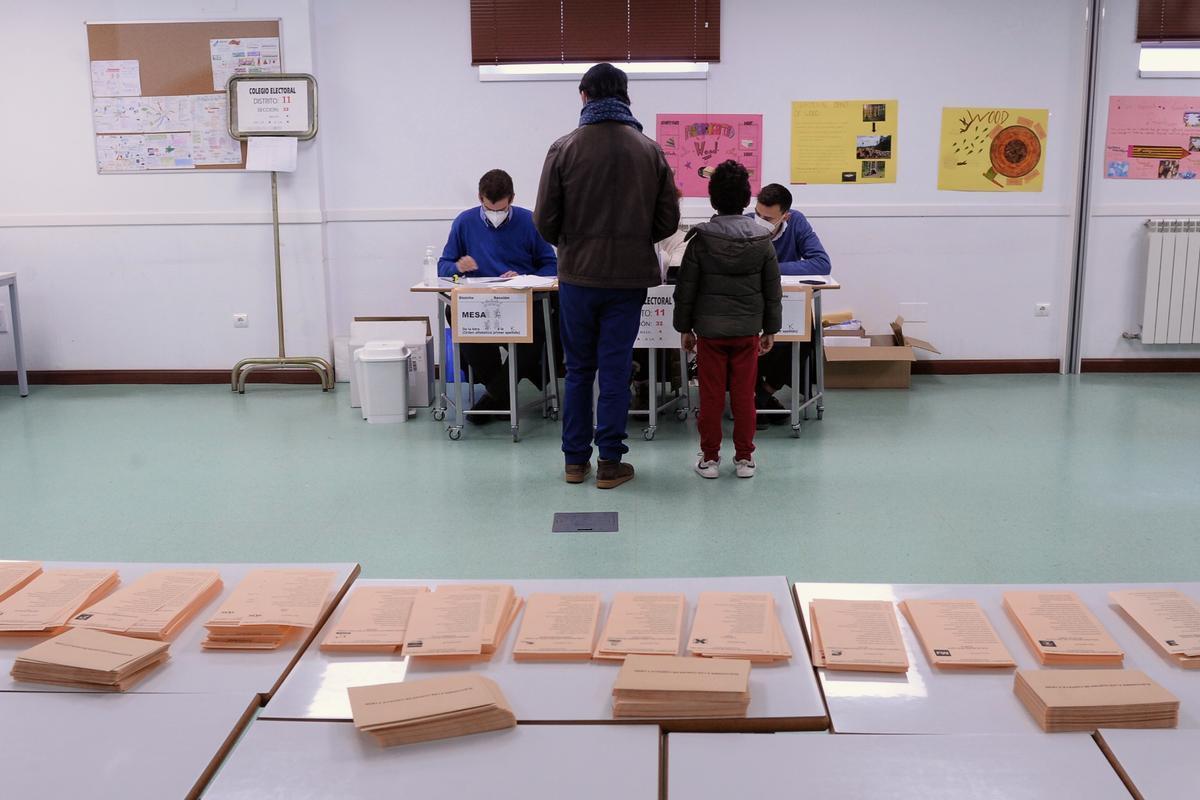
left=451, top=288, right=534, bottom=343
left=657, top=114, right=763, bottom=197
left=634, top=285, right=676, bottom=349
left=1104, top=96, right=1200, bottom=180
left=776, top=286, right=813, bottom=342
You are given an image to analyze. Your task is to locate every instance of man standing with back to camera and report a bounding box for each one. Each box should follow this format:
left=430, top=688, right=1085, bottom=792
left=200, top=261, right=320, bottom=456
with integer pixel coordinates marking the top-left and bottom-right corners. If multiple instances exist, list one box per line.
left=535, top=63, right=680, bottom=489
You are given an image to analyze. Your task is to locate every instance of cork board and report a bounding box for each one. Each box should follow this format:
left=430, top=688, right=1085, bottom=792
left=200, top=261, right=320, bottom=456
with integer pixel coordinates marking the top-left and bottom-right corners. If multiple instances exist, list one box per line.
left=86, top=20, right=282, bottom=171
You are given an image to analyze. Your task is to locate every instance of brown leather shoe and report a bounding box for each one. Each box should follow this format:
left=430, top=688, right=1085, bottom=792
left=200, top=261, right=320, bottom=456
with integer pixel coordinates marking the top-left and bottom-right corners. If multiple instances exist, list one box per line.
left=596, top=459, right=634, bottom=489
left=564, top=462, right=591, bottom=484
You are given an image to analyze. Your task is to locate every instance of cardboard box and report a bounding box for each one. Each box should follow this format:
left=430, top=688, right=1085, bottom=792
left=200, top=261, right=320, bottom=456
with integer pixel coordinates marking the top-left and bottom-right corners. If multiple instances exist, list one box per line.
left=824, top=317, right=939, bottom=389
left=350, top=316, right=435, bottom=407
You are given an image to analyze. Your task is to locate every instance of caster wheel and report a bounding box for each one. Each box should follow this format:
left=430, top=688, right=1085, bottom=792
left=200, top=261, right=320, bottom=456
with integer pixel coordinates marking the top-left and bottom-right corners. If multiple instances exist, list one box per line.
left=791, top=424, right=802, bottom=438
left=511, top=427, right=520, bottom=443
left=433, top=409, right=446, bottom=421
left=643, top=428, right=656, bottom=441
left=550, top=410, right=559, bottom=421
left=817, top=408, right=824, bottom=420
left=448, top=428, right=462, bottom=441
left=674, top=408, right=688, bottom=421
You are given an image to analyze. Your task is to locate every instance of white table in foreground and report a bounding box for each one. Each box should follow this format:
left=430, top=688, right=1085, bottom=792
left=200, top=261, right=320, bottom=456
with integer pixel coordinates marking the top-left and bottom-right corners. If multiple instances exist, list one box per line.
left=205, top=722, right=659, bottom=800
left=0, top=691, right=257, bottom=800
left=0, top=561, right=359, bottom=699
left=262, top=575, right=827, bottom=731
left=794, top=581, right=1200, bottom=734
left=666, top=732, right=1130, bottom=799
left=0, top=272, right=28, bottom=397
left=1096, top=729, right=1200, bottom=800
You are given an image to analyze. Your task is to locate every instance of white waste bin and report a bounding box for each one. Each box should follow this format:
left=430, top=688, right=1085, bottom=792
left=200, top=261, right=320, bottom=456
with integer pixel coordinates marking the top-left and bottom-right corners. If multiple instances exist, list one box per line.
left=356, top=341, right=413, bottom=424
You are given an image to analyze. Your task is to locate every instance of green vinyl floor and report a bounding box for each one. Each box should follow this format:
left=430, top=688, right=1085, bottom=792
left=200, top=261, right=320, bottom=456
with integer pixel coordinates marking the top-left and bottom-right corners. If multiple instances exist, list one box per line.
left=1, top=374, right=1197, bottom=584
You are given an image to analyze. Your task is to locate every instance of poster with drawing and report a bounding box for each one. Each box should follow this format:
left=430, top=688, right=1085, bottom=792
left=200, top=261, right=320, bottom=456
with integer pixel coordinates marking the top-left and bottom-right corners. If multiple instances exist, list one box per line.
left=656, top=114, right=763, bottom=197
left=1104, top=96, right=1200, bottom=180
left=938, top=107, right=1048, bottom=191
left=790, top=100, right=897, bottom=184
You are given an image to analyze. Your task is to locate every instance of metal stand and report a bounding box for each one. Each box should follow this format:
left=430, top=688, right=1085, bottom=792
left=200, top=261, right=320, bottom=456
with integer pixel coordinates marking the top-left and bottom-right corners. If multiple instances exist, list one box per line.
left=231, top=171, right=333, bottom=393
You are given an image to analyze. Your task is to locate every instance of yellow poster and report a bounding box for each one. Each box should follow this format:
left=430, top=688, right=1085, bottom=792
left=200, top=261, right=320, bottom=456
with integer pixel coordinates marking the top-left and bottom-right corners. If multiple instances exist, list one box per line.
left=938, top=107, right=1049, bottom=191
left=790, top=100, right=897, bottom=185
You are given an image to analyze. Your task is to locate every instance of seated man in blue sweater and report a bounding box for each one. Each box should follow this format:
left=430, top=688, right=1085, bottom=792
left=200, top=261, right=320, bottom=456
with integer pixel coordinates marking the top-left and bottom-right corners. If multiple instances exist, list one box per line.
left=747, top=183, right=832, bottom=426
left=438, top=169, right=558, bottom=421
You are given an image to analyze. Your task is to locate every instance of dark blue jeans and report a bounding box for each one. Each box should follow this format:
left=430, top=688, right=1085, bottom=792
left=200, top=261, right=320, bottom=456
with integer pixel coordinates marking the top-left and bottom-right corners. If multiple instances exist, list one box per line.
left=558, top=282, right=647, bottom=464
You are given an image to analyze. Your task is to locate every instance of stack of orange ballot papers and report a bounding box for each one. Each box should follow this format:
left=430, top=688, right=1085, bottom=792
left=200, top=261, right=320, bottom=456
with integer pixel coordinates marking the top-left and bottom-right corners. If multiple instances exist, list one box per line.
left=321, top=585, right=428, bottom=654
left=512, top=592, right=601, bottom=661
left=11, top=628, right=169, bottom=691
left=69, top=569, right=222, bottom=640
left=0, top=561, right=42, bottom=602
left=1002, top=591, right=1124, bottom=666
left=202, top=568, right=336, bottom=650
left=898, top=598, right=1016, bottom=669
left=0, top=568, right=119, bottom=636
left=808, top=599, right=909, bottom=673
left=686, top=592, right=791, bottom=663
left=612, top=654, right=750, bottom=719
left=1014, top=669, right=1179, bottom=732
left=1110, top=588, right=1200, bottom=669
left=593, top=592, right=685, bottom=661
left=348, top=674, right=516, bottom=747
left=403, top=584, right=521, bottom=661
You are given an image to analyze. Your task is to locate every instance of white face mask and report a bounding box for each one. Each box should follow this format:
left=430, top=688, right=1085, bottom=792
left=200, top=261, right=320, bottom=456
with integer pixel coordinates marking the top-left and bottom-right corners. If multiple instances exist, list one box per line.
left=484, top=208, right=509, bottom=227
left=754, top=215, right=778, bottom=233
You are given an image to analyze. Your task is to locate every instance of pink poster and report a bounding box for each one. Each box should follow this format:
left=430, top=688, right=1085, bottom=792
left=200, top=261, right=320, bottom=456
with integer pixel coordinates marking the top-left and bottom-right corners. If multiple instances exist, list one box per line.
left=656, top=114, right=763, bottom=198
left=1104, top=96, right=1200, bottom=180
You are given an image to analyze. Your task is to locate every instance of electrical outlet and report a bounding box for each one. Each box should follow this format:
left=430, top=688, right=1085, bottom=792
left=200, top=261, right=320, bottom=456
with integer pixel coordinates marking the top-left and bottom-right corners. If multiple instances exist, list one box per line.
left=1035, top=303, right=1050, bottom=317
left=0, top=302, right=7, bottom=333
left=233, top=313, right=249, bottom=328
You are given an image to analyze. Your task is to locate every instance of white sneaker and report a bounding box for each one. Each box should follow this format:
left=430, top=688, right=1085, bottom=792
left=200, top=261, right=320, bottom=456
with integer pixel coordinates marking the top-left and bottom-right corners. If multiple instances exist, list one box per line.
left=695, top=454, right=720, bottom=479
left=735, top=459, right=756, bottom=479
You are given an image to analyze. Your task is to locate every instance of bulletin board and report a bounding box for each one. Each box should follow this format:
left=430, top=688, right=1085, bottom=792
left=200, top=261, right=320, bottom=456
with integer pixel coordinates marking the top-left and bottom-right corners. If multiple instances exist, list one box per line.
left=86, top=20, right=282, bottom=173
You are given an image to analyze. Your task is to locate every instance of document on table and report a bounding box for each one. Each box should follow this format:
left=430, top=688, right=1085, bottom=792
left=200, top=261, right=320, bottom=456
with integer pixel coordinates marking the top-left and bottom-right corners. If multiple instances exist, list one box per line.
left=594, top=593, right=686, bottom=660
left=512, top=593, right=601, bottom=660
left=0, top=562, right=42, bottom=603
left=0, top=569, right=119, bottom=633
left=686, top=592, right=792, bottom=662
left=206, top=569, right=336, bottom=630
left=1111, top=589, right=1200, bottom=667
left=898, top=598, right=1015, bottom=669
left=403, top=589, right=486, bottom=656
left=1003, top=591, right=1124, bottom=665
left=320, top=586, right=428, bottom=652
left=781, top=275, right=833, bottom=286
left=69, top=569, right=221, bottom=639
left=809, top=599, right=909, bottom=673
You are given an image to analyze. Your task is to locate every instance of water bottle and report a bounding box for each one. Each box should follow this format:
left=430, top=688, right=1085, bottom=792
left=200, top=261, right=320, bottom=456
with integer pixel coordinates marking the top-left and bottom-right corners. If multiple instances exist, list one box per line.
left=422, top=246, right=437, bottom=286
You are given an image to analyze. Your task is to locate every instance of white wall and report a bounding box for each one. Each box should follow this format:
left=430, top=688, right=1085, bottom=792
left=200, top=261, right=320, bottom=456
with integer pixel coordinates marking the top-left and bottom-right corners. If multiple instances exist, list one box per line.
left=0, top=0, right=328, bottom=371
left=6, top=0, right=1173, bottom=371
left=1080, top=0, right=1200, bottom=359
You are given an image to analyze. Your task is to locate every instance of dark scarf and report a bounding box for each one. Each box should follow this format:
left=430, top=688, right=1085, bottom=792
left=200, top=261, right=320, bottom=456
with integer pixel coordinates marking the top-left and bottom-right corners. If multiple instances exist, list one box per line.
left=578, top=98, right=643, bottom=132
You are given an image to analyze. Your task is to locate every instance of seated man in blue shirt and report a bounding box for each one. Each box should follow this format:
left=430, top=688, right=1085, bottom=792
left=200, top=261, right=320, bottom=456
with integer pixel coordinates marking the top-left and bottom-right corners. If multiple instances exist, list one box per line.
left=438, top=169, right=558, bottom=421
left=747, top=183, right=832, bottom=426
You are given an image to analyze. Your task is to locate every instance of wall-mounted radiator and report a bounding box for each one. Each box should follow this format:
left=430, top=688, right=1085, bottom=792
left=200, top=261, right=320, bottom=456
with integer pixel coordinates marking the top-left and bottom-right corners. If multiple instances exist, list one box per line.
left=1142, top=219, right=1200, bottom=344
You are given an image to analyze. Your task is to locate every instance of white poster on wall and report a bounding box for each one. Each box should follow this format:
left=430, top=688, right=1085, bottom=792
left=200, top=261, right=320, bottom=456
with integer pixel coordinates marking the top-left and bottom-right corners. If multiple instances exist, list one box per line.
left=234, top=79, right=310, bottom=134
left=451, top=290, right=534, bottom=343
left=635, top=284, right=676, bottom=349
left=191, top=94, right=243, bottom=165
left=90, top=60, right=141, bottom=97
left=210, top=37, right=281, bottom=91
left=92, top=96, right=194, bottom=134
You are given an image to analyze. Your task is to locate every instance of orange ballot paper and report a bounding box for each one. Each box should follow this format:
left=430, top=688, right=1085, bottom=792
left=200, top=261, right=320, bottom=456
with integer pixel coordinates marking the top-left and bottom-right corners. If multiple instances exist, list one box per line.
left=808, top=599, right=909, bottom=673
left=11, top=627, right=169, bottom=691
left=320, top=585, right=428, bottom=653
left=348, top=674, right=516, bottom=747
left=202, top=568, right=336, bottom=650
left=403, top=588, right=487, bottom=658
left=0, top=562, right=42, bottom=602
left=1014, top=669, right=1179, bottom=732
left=593, top=592, right=686, bottom=661
left=69, top=569, right=222, bottom=640
left=512, top=592, right=600, bottom=661
left=435, top=584, right=522, bottom=657
left=687, top=592, right=792, bottom=663
left=1110, top=589, right=1200, bottom=669
left=1002, top=591, right=1124, bottom=665
left=0, top=569, right=119, bottom=635
left=898, top=599, right=1016, bottom=669
left=612, top=654, right=750, bottom=718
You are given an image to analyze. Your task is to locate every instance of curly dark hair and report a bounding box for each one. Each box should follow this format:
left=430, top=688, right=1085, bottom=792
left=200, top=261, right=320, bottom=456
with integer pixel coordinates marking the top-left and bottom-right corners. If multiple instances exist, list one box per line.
left=708, top=160, right=751, bottom=215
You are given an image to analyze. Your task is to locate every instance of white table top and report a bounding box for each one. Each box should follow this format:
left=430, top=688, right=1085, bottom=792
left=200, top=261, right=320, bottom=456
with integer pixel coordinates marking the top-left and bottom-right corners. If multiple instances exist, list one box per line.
left=794, top=581, right=1200, bottom=734
left=263, top=575, right=827, bottom=731
left=0, top=691, right=257, bottom=800
left=0, top=561, right=360, bottom=698
left=1096, top=729, right=1200, bottom=800
left=205, top=721, right=660, bottom=800
left=667, top=732, right=1130, bottom=799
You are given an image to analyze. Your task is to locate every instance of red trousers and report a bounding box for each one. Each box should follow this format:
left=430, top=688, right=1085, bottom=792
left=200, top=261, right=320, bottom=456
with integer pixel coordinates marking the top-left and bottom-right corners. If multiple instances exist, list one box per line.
left=697, top=335, right=759, bottom=461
